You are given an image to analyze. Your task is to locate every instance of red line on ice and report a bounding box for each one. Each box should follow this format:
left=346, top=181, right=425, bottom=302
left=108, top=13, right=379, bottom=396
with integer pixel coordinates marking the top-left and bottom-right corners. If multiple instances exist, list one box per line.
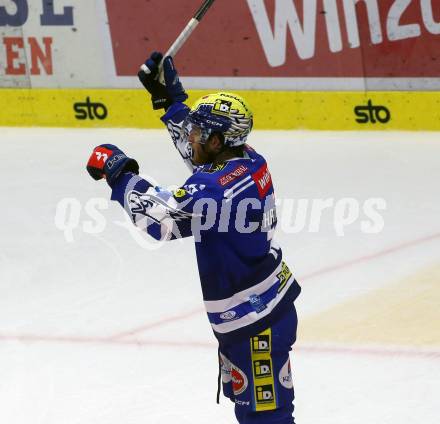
left=0, top=333, right=439, bottom=359
left=1, top=232, right=440, bottom=351
left=106, top=231, right=440, bottom=339
left=300, top=231, right=440, bottom=281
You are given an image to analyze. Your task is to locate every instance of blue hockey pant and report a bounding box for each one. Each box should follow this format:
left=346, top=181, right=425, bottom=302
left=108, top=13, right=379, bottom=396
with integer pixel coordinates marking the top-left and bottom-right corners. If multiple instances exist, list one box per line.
left=219, top=306, right=298, bottom=424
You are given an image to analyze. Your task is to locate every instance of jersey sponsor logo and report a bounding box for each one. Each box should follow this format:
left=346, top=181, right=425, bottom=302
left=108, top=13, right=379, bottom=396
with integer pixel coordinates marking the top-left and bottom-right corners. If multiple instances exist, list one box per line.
left=252, top=163, right=272, bottom=198
left=218, top=164, right=248, bottom=186
left=204, top=163, right=226, bottom=173
left=232, top=365, right=248, bottom=396
left=251, top=334, right=270, bottom=353
left=256, top=384, right=275, bottom=405
left=128, top=190, right=157, bottom=221
left=220, top=310, right=237, bottom=321
left=279, top=358, right=293, bottom=389
left=249, top=294, right=267, bottom=314
left=253, top=359, right=272, bottom=379
left=250, top=328, right=276, bottom=411
left=173, top=188, right=187, bottom=198
left=127, top=190, right=193, bottom=222
left=172, top=185, right=205, bottom=201
left=183, top=184, right=205, bottom=195
left=277, top=262, right=293, bottom=294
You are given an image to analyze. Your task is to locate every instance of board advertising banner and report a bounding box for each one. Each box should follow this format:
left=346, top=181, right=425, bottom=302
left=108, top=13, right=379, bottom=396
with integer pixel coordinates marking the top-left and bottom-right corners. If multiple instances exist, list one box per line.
left=0, top=0, right=439, bottom=90
left=0, top=0, right=110, bottom=88
left=1, top=1, right=440, bottom=130
left=106, top=0, right=440, bottom=89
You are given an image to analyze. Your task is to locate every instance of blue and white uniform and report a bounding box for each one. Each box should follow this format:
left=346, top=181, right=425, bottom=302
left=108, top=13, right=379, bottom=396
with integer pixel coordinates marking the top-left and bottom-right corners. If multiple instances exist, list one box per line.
left=110, top=102, right=300, bottom=423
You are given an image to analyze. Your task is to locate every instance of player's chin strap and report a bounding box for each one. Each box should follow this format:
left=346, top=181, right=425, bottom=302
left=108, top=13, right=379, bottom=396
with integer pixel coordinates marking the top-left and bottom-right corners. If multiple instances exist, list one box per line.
left=216, top=346, right=221, bottom=404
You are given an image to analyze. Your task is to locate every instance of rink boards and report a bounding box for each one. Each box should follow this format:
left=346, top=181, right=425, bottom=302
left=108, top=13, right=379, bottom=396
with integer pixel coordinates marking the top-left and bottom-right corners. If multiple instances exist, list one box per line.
left=2, top=89, right=440, bottom=131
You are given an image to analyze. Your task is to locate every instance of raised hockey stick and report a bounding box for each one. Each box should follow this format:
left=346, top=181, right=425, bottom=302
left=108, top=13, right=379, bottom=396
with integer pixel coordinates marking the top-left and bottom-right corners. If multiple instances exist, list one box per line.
left=140, top=0, right=216, bottom=82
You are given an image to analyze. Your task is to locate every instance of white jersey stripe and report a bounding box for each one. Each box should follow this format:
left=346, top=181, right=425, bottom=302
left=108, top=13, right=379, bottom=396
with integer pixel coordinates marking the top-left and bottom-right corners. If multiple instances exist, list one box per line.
left=209, top=274, right=295, bottom=334
left=224, top=175, right=252, bottom=197
left=224, top=180, right=255, bottom=203
left=204, top=260, right=284, bottom=313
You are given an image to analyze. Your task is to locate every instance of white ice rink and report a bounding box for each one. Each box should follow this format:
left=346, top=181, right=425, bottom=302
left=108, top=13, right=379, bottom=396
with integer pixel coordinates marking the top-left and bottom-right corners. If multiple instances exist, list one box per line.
left=1, top=128, right=439, bottom=424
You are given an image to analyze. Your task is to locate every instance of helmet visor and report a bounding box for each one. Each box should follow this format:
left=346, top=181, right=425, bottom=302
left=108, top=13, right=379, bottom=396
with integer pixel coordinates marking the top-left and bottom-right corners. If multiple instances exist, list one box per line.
left=181, top=117, right=205, bottom=146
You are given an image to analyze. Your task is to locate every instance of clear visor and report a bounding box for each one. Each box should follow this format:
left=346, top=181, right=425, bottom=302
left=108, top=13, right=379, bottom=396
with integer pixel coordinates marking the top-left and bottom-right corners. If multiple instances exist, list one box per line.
left=181, top=118, right=204, bottom=145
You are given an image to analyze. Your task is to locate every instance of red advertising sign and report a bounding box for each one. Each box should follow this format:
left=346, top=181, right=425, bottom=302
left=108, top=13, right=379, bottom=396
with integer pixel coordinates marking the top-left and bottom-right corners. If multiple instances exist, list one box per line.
left=105, top=0, right=440, bottom=78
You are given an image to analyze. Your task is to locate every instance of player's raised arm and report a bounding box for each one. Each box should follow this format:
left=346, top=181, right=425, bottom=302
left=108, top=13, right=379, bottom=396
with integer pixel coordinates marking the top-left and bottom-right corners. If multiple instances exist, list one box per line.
left=86, top=144, right=209, bottom=241
left=138, top=52, right=197, bottom=173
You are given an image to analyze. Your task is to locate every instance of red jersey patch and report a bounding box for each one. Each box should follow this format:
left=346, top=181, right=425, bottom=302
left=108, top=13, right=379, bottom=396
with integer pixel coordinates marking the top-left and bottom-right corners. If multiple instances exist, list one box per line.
left=232, top=366, right=248, bottom=396
left=252, top=163, right=272, bottom=198
left=218, top=164, right=248, bottom=186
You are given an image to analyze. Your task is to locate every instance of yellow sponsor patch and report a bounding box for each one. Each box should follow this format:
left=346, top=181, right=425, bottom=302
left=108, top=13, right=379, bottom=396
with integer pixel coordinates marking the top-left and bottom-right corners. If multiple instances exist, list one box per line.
left=205, top=163, right=226, bottom=173
left=277, top=261, right=293, bottom=293
left=173, top=188, right=187, bottom=198
left=250, top=328, right=277, bottom=411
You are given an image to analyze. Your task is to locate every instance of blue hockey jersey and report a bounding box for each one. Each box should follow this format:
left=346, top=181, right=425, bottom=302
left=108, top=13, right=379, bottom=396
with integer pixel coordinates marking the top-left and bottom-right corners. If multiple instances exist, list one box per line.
left=110, top=103, right=301, bottom=344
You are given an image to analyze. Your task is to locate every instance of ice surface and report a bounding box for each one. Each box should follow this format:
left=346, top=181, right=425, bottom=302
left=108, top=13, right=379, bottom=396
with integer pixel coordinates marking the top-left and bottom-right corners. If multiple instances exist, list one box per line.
left=0, top=128, right=439, bottom=424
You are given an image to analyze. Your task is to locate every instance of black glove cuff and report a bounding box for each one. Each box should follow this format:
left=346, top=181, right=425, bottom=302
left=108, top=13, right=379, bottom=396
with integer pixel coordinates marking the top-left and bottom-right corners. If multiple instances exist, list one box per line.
left=87, top=165, right=104, bottom=181
left=122, top=158, right=140, bottom=175
left=138, top=70, right=172, bottom=110
left=152, top=95, right=172, bottom=111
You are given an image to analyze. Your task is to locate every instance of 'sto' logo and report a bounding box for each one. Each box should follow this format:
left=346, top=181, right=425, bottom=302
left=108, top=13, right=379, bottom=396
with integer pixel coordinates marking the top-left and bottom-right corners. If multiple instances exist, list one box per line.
left=74, top=97, right=108, bottom=120
left=354, top=100, right=391, bottom=124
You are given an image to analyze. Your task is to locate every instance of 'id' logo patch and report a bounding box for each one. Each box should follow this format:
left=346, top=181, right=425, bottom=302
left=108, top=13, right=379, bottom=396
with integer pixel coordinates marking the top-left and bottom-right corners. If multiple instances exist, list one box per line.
left=250, top=328, right=276, bottom=411
left=256, top=384, right=275, bottom=403
left=253, top=359, right=272, bottom=379
left=255, top=384, right=276, bottom=410
left=251, top=334, right=270, bottom=353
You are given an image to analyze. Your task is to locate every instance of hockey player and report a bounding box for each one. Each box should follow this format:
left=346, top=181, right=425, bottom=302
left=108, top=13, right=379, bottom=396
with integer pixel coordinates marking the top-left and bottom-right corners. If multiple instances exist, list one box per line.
left=86, top=52, right=301, bottom=424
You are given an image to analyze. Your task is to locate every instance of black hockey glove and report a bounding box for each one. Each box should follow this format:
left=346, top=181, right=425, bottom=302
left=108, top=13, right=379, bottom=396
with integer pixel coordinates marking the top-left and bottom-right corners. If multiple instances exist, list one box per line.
left=162, top=56, right=188, bottom=104
left=138, top=51, right=172, bottom=111
left=138, top=52, right=188, bottom=110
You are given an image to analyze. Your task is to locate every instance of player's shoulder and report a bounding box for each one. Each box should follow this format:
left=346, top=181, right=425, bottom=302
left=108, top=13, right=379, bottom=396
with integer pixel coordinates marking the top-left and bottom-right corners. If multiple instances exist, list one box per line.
left=181, top=145, right=271, bottom=199
left=192, top=160, right=254, bottom=189
left=172, top=165, right=226, bottom=202
left=199, top=144, right=265, bottom=178
left=215, top=145, right=268, bottom=187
